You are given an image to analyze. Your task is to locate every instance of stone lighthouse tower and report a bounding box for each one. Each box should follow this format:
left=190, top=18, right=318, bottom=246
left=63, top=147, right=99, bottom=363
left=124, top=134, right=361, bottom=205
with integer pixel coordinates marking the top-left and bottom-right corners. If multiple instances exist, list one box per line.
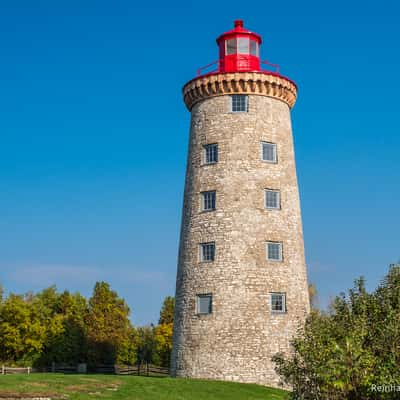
left=171, top=20, right=309, bottom=388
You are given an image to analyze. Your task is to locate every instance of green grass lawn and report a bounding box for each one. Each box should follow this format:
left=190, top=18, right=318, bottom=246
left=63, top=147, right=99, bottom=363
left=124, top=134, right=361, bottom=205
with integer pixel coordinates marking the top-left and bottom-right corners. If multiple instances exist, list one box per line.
left=0, top=373, right=289, bottom=399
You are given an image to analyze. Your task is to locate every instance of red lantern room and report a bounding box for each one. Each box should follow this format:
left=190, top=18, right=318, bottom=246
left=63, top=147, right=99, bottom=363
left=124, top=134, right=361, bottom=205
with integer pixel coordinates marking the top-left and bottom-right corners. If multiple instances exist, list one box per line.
left=217, top=19, right=262, bottom=73
left=195, top=20, right=282, bottom=77
left=187, top=20, right=297, bottom=110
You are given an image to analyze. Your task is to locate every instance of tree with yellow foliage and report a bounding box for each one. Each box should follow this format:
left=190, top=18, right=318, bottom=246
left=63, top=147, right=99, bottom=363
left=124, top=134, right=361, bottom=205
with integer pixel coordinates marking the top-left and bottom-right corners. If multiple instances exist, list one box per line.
left=154, top=296, right=174, bottom=367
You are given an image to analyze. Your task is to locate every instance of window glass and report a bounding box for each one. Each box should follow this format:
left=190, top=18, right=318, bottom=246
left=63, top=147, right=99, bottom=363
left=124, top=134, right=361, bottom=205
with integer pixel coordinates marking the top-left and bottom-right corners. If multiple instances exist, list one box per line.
left=200, top=242, right=215, bottom=262
left=237, top=38, right=249, bottom=54
left=262, top=142, right=277, bottom=162
left=226, top=38, right=236, bottom=55
left=231, top=95, right=248, bottom=112
left=271, top=293, right=285, bottom=313
left=250, top=40, right=258, bottom=56
left=197, top=294, right=212, bottom=314
left=201, top=191, right=216, bottom=211
left=203, top=144, right=218, bottom=164
left=267, top=242, right=282, bottom=261
left=265, top=190, right=280, bottom=209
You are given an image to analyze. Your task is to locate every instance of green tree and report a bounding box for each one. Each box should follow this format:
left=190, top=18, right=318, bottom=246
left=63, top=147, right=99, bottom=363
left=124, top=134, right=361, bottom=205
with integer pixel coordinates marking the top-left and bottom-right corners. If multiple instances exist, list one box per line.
left=136, top=325, right=157, bottom=367
left=85, top=281, right=135, bottom=365
left=0, top=293, right=46, bottom=364
left=367, top=265, right=400, bottom=385
left=158, top=296, right=175, bottom=325
left=273, top=265, right=400, bottom=400
left=31, top=286, right=65, bottom=365
left=114, top=326, right=138, bottom=366
left=58, top=291, right=88, bottom=363
left=36, top=290, right=88, bottom=366
left=0, top=282, right=138, bottom=367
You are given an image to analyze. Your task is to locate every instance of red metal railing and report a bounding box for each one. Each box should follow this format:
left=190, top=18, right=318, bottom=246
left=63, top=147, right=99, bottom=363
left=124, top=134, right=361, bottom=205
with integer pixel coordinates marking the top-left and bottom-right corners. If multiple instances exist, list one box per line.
left=261, top=60, right=280, bottom=74
left=196, top=60, right=219, bottom=76
left=195, top=59, right=281, bottom=76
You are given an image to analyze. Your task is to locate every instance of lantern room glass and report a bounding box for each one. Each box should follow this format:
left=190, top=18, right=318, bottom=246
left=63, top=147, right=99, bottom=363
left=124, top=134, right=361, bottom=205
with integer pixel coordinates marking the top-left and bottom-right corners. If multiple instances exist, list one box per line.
left=237, top=38, right=249, bottom=54
left=226, top=38, right=258, bottom=56
left=250, top=40, right=258, bottom=56
left=226, top=38, right=236, bottom=55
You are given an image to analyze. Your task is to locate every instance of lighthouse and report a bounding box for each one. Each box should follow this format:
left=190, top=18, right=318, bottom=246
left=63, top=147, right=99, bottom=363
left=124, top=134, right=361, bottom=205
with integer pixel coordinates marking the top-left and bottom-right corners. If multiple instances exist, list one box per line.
left=171, top=20, right=309, bottom=387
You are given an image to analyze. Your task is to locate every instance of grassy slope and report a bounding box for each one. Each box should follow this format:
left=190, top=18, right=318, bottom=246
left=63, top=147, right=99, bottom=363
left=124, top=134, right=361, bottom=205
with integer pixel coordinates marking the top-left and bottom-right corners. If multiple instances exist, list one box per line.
left=0, top=374, right=289, bottom=400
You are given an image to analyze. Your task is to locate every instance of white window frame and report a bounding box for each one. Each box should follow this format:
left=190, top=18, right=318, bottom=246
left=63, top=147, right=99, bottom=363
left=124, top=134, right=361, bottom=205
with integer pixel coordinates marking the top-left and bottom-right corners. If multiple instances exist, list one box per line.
left=230, top=95, right=248, bottom=113
left=261, top=141, right=277, bottom=163
left=196, top=294, right=213, bottom=315
left=250, top=40, right=259, bottom=56
left=237, top=37, right=249, bottom=54
left=201, top=190, right=216, bottom=212
left=265, top=189, right=281, bottom=210
left=266, top=241, right=283, bottom=262
left=199, top=242, right=215, bottom=262
left=270, top=292, right=286, bottom=313
left=225, top=38, right=237, bottom=55
left=203, top=143, right=218, bottom=165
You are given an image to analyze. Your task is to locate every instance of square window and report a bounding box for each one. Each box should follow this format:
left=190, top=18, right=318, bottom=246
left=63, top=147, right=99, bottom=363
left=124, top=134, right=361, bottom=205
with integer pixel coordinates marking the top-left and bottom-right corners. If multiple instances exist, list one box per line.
left=203, top=144, right=218, bottom=164
left=231, top=95, right=248, bottom=112
left=237, top=38, right=249, bottom=54
left=201, top=191, right=216, bottom=211
left=261, top=142, right=277, bottom=163
left=200, top=242, right=215, bottom=262
left=226, top=38, right=236, bottom=55
left=265, top=189, right=280, bottom=209
left=270, top=293, right=286, bottom=313
left=250, top=40, right=258, bottom=56
left=196, top=294, right=212, bottom=314
left=266, top=242, right=283, bottom=261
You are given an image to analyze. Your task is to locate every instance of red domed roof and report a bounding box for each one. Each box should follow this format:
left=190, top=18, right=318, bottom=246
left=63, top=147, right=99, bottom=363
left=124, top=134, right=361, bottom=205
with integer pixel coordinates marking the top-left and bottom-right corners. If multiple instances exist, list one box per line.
left=216, top=20, right=262, bottom=46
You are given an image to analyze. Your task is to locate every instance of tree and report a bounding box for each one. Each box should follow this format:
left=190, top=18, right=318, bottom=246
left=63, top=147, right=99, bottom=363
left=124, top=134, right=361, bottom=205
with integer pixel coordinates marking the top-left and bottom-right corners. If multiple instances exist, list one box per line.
left=0, top=294, right=46, bottom=364
left=273, top=265, right=400, bottom=400
left=114, top=326, right=138, bottom=366
left=367, top=264, right=400, bottom=385
left=31, top=286, right=65, bottom=365
left=158, top=296, right=175, bottom=325
left=153, top=296, right=174, bottom=367
left=36, top=290, right=88, bottom=366
left=85, top=282, right=135, bottom=365
left=154, top=322, right=173, bottom=367
left=308, top=283, right=318, bottom=310
left=0, top=282, right=138, bottom=367
left=136, top=325, right=156, bottom=367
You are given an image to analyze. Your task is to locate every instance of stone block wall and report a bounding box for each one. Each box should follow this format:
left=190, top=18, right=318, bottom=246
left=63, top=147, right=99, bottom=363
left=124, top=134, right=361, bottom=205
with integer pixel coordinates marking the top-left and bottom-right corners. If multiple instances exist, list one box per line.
left=171, top=86, right=309, bottom=388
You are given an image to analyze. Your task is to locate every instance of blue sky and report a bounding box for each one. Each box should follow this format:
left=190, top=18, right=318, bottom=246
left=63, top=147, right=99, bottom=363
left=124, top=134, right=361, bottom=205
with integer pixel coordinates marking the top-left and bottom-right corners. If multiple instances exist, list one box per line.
left=0, top=0, right=399, bottom=325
